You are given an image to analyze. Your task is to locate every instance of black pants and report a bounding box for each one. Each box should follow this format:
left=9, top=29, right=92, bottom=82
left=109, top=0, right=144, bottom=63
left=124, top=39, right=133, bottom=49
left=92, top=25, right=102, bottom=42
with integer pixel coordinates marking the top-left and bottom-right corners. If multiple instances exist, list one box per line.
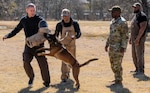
left=23, top=45, right=50, bottom=84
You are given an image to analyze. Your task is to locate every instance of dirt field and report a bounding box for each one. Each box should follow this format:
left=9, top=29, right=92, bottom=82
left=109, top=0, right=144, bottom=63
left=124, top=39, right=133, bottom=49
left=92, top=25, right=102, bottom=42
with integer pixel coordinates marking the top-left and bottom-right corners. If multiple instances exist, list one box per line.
left=0, top=21, right=150, bottom=93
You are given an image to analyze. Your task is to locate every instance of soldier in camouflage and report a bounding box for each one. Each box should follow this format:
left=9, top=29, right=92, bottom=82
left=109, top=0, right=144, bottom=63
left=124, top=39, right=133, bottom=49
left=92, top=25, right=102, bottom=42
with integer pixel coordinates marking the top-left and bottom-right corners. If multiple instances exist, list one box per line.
left=105, top=6, right=129, bottom=84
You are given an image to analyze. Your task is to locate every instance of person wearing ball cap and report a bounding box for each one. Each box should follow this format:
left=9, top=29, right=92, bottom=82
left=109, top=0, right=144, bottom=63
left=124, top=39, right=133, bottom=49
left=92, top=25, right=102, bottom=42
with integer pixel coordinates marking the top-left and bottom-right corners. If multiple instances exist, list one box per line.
left=55, top=8, right=81, bottom=82
left=129, top=2, right=148, bottom=75
left=105, top=5, right=129, bottom=84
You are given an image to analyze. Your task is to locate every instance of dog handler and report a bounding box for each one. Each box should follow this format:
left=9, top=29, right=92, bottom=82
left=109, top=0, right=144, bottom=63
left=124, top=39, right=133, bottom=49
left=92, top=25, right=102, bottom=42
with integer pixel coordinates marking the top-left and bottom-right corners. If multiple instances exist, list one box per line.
left=55, top=8, right=81, bottom=82
left=2, top=3, right=50, bottom=87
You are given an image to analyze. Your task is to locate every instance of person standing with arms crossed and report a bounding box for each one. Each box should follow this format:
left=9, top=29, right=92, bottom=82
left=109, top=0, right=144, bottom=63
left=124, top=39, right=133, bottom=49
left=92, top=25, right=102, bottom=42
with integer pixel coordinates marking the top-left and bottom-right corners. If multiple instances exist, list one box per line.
left=129, top=2, right=148, bottom=75
left=55, top=9, right=81, bottom=82
left=105, top=6, right=129, bottom=84
left=2, top=3, right=50, bottom=87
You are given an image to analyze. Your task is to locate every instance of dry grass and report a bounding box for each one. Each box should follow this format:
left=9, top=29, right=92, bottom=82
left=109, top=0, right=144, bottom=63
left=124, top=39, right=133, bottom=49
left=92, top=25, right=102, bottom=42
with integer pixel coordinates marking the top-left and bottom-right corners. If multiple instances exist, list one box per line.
left=0, top=21, right=150, bottom=93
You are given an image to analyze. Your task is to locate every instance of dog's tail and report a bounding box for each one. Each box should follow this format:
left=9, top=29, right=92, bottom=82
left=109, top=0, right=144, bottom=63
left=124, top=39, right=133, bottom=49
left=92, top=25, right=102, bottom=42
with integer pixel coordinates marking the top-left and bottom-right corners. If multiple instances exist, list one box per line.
left=79, top=58, right=98, bottom=67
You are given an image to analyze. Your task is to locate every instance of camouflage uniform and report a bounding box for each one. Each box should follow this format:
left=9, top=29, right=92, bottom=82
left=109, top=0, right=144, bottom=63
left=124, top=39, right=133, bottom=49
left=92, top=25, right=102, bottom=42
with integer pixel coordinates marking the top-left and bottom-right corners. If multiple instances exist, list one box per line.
left=106, top=16, right=128, bottom=82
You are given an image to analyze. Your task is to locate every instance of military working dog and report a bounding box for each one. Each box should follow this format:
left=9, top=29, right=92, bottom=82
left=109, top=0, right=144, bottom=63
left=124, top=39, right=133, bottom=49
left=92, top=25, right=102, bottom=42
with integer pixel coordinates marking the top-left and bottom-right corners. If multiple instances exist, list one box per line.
left=37, top=33, right=98, bottom=89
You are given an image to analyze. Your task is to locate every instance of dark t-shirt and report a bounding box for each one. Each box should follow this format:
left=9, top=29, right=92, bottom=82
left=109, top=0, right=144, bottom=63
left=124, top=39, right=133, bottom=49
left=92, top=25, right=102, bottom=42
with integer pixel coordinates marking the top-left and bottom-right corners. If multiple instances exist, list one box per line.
left=136, top=11, right=148, bottom=35
left=136, top=11, right=148, bottom=27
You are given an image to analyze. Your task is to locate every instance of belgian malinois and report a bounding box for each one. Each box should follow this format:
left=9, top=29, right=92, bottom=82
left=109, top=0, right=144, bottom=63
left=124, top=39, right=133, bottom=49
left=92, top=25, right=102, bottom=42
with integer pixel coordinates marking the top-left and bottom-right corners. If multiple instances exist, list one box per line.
left=37, top=33, right=98, bottom=89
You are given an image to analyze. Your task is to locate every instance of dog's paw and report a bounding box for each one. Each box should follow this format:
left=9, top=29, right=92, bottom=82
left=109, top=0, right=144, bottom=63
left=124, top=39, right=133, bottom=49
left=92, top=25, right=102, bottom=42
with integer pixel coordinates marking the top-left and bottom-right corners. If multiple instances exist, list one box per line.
left=74, top=84, right=80, bottom=89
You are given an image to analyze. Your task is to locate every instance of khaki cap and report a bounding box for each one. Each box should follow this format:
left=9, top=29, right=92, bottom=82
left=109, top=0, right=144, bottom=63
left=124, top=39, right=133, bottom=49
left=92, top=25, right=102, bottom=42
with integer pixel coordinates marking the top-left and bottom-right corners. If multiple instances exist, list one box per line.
left=108, top=6, right=121, bottom=12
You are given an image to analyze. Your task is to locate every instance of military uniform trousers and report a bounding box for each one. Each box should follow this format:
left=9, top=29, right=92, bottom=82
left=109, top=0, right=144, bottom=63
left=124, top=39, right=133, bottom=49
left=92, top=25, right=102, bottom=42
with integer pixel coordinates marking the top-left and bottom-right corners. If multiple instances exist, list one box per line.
left=109, top=49, right=124, bottom=81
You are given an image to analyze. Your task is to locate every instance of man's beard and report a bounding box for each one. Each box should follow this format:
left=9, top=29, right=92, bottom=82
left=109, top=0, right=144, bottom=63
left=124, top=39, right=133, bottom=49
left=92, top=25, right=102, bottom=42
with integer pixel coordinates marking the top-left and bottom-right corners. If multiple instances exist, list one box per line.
left=134, top=10, right=140, bottom=13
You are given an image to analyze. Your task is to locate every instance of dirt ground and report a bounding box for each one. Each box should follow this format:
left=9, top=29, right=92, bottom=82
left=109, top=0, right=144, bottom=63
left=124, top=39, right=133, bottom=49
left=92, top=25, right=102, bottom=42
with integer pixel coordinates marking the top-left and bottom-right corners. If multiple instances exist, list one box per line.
left=0, top=21, right=150, bottom=93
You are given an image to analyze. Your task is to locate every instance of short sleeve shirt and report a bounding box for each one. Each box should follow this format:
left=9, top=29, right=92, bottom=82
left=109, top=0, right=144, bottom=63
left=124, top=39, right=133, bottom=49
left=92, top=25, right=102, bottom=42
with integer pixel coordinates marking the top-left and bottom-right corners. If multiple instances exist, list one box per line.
left=136, top=11, right=148, bottom=27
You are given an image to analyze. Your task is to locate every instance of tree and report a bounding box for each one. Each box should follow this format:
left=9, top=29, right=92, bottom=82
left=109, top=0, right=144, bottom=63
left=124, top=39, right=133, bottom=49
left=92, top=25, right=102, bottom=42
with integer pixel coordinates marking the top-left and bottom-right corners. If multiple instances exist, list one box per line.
left=0, top=0, right=149, bottom=21
left=0, top=0, right=16, bottom=20
left=141, top=0, right=148, bottom=15
left=140, top=0, right=149, bottom=31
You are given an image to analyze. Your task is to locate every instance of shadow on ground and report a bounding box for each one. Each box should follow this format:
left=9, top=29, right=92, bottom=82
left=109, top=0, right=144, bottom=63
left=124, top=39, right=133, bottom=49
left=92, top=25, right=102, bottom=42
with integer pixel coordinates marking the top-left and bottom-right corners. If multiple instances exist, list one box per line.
left=18, top=86, right=48, bottom=93
left=51, top=79, right=78, bottom=93
left=106, top=83, right=131, bottom=93
left=133, top=73, right=150, bottom=81
left=18, top=79, right=78, bottom=93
